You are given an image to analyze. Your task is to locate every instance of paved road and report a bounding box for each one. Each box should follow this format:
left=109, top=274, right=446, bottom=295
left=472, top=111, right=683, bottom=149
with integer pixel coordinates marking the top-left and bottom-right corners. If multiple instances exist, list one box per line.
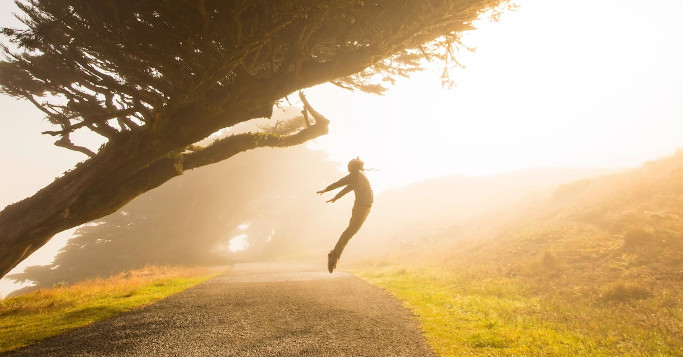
left=4, top=262, right=436, bottom=356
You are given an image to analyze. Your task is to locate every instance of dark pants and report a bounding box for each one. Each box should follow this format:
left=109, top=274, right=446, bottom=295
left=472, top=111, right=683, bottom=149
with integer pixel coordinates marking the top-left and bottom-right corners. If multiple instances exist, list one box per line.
left=332, top=204, right=372, bottom=258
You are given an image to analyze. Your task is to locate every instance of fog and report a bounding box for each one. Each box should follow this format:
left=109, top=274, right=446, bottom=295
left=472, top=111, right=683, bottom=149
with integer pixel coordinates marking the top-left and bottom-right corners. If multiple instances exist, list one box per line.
left=2, top=139, right=622, bottom=296
left=2, top=0, right=683, bottom=303
left=6, top=143, right=682, bottom=299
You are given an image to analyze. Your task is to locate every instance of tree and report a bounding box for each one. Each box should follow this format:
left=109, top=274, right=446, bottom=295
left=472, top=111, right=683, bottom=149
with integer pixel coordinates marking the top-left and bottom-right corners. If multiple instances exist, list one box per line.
left=8, top=146, right=342, bottom=290
left=0, top=0, right=507, bottom=279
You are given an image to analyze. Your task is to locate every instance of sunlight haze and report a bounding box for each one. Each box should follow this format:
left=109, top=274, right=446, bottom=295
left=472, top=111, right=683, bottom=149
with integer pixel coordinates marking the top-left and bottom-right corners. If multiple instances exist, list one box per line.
left=1, top=2, right=682, bottom=353
left=304, top=0, right=683, bottom=190
left=1, top=0, right=683, bottom=295
left=2, top=0, right=683, bottom=199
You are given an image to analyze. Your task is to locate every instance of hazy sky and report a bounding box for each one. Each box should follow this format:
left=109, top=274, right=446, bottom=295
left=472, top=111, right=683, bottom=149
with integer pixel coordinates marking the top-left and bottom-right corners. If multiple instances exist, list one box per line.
left=303, top=0, right=683, bottom=189
left=1, top=0, right=683, bottom=291
left=3, top=0, right=683, bottom=205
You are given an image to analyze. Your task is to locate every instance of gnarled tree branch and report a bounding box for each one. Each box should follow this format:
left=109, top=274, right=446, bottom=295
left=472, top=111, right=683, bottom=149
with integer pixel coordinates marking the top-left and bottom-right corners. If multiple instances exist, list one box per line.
left=0, top=0, right=508, bottom=280
left=54, top=136, right=96, bottom=157
left=184, top=95, right=329, bottom=171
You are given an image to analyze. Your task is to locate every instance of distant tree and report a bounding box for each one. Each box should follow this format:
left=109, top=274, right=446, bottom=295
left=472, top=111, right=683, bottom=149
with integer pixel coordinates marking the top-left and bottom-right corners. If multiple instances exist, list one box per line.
left=0, top=0, right=508, bottom=278
left=8, top=146, right=341, bottom=289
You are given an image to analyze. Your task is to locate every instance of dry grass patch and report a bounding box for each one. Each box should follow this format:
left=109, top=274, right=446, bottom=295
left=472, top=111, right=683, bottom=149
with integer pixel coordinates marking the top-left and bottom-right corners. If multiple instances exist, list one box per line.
left=601, top=281, right=651, bottom=302
left=0, top=265, right=221, bottom=353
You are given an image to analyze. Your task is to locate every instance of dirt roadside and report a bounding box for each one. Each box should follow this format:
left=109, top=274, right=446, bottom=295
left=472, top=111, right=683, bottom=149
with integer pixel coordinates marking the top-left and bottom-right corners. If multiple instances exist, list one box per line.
left=3, top=262, right=435, bottom=356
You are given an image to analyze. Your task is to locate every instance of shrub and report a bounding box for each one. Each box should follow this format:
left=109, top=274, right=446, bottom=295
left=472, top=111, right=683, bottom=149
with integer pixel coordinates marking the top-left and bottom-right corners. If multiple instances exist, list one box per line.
left=623, top=227, right=655, bottom=247
left=523, top=251, right=560, bottom=277
left=601, top=281, right=651, bottom=302
left=541, top=251, right=559, bottom=270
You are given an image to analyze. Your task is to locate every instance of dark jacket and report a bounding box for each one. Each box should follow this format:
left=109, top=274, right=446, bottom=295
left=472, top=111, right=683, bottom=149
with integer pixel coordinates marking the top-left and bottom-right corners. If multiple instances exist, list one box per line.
left=324, top=171, right=373, bottom=206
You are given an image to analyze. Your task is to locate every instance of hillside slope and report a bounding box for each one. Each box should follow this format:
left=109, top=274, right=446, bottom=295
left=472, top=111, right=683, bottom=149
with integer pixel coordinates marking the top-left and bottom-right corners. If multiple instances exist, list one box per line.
left=465, top=151, right=683, bottom=295
left=355, top=152, right=683, bottom=355
left=346, top=167, right=613, bottom=261
left=373, top=151, right=683, bottom=290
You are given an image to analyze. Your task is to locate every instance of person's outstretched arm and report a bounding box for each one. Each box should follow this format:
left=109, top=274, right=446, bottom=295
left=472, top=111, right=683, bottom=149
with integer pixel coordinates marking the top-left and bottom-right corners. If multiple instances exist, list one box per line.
left=327, top=185, right=352, bottom=203
left=317, top=174, right=351, bottom=195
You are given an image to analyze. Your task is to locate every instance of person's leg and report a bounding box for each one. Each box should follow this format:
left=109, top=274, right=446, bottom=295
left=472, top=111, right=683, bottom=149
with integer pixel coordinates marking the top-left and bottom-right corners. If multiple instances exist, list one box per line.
left=331, top=205, right=371, bottom=258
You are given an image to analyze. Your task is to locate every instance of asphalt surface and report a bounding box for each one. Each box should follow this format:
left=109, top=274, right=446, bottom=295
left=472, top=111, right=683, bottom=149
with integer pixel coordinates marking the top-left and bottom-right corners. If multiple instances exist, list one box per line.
left=4, top=262, right=436, bottom=356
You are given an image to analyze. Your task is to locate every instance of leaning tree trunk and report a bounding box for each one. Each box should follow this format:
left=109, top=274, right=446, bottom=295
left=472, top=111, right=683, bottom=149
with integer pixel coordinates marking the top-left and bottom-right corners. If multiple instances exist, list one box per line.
left=0, top=42, right=391, bottom=278
left=0, top=0, right=502, bottom=279
left=0, top=66, right=335, bottom=279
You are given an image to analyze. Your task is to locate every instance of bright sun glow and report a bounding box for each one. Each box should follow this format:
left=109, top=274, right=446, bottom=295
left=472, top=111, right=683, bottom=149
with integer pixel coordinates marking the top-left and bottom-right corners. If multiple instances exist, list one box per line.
left=2, top=0, right=682, bottom=203
left=300, top=0, right=683, bottom=191
left=265, top=229, right=275, bottom=243
left=228, top=234, right=249, bottom=253
left=1, top=0, right=683, bottom=298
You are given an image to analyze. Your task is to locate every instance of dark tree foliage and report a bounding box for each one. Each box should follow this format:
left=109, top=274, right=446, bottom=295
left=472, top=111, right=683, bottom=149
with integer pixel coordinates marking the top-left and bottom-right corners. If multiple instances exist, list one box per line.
left=0, top=0, right=507, bottom=279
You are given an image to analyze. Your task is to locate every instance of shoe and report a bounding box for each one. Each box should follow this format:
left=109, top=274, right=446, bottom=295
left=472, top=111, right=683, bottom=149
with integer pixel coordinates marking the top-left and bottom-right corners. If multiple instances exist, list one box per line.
left=327, top=252, right=338, bottom=273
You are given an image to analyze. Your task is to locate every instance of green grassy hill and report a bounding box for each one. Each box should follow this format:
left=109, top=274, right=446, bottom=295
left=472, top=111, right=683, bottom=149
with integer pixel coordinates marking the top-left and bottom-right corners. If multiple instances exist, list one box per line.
left=356, top=152, right=683, bottom=356
left=464, top=151, right=683, bottom=296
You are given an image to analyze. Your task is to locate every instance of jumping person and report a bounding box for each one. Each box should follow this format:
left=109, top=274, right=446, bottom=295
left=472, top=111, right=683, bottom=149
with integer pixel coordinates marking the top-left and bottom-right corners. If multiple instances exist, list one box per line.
left=317, top=157, right=373, bottom=273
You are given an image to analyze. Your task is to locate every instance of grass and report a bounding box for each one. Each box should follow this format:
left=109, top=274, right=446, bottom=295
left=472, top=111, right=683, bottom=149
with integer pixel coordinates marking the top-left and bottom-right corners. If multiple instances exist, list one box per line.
left=348, top=152, right=683, bottom=356
left=0, top=265, right=219, bottom=353
left=355, top=265, right=682, bottom=357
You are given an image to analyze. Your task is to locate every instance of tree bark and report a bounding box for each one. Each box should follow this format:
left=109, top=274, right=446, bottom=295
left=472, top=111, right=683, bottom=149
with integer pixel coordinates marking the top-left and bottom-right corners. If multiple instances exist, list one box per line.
left=0, top=112, right=329, bottom=279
